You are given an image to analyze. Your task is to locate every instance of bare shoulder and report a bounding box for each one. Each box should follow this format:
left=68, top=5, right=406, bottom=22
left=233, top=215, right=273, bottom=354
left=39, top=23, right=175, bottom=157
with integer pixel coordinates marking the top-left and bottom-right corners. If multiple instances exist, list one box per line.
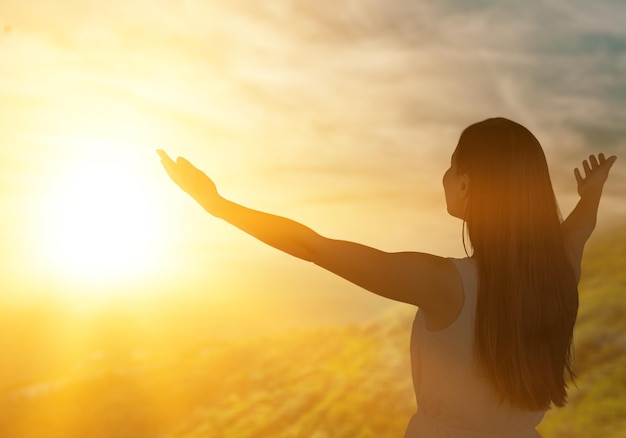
left=403, top=253, right=462, bottom=296
left=413, top=256, right=465, bottom=330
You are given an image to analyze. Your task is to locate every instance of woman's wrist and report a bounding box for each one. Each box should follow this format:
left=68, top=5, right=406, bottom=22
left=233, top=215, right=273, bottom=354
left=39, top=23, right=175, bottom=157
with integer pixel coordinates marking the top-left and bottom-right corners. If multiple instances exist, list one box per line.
left=198, top=192, right=226, bottom=217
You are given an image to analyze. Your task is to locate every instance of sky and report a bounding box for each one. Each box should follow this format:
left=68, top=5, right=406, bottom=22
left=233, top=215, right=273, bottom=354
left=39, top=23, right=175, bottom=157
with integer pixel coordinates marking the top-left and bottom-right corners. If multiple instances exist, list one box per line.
left=0, top=0, right=625, bottom=326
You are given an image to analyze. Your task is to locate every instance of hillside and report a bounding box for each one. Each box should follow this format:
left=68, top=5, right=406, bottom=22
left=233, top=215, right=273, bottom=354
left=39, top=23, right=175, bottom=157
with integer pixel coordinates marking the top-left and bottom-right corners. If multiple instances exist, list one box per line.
left=0, top=229, right=624, bottom=437
left=0, top=309, right=416, bottom=438
left=538, top=228, right=626, bottom=438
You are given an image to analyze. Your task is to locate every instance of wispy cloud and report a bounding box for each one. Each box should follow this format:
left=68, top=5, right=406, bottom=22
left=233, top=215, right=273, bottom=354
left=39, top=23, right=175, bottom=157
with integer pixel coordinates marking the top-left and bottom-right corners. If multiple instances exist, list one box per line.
left=1, top=0, right=624, bottom=244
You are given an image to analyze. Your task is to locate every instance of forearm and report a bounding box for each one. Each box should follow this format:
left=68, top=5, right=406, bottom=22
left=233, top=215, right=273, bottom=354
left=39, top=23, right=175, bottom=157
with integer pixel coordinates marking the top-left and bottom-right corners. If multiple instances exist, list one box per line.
left=205, top=196, right=319, bottom=261
left=564, top=152, right=617, bottom=243
left=562, top=191, right=602, bottom=242
left=561, top=190, right=603, bottom=283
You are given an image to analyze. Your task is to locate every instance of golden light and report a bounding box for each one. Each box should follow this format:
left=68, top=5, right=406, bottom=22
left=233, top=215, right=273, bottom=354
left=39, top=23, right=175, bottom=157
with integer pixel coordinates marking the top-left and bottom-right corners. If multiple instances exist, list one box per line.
left=36, top=140, right=170, bottom=294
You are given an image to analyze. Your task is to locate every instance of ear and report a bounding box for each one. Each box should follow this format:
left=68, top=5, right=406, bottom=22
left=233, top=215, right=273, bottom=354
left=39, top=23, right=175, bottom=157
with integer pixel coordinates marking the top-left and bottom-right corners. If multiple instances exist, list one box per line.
left=459, top=173, right=470, bottom=199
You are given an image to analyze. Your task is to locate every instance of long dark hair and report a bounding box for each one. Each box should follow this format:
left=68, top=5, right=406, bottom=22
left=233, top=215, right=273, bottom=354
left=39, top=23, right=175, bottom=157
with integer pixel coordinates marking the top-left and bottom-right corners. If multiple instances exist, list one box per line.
left=455, top=117, right=578, bottom=411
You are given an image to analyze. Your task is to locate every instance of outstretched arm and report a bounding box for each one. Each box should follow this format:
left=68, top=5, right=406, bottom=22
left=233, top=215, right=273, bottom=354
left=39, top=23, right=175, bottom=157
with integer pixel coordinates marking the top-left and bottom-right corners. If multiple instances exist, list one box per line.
left=157, top=149, right=316, bottom=260
left=562, top=153, right=617, bottom=282
left=157, top=150, right=460, bottom=312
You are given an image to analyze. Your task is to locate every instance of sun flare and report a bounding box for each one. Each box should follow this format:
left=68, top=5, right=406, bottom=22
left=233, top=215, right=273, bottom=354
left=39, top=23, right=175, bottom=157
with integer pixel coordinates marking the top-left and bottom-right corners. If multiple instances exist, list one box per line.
left=37, top=142, right=169, bottom=292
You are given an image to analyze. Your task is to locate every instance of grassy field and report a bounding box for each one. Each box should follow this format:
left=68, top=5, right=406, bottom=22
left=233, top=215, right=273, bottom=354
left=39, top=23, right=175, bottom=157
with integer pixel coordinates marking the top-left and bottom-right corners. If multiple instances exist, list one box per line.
left=0, top=229, right=624, bottom=437
left=538, top=228, right=626, bottom=438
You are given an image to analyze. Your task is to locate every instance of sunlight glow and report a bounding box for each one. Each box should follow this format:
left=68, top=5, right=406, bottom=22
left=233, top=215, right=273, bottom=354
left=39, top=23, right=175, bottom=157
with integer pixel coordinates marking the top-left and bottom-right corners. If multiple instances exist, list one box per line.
left=36, top=140, right=169, bottom=293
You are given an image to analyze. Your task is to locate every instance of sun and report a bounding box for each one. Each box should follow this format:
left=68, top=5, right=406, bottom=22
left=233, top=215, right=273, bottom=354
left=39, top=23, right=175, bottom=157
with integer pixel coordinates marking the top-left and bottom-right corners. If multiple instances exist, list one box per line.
left=37, top=142, right=169, bottom=292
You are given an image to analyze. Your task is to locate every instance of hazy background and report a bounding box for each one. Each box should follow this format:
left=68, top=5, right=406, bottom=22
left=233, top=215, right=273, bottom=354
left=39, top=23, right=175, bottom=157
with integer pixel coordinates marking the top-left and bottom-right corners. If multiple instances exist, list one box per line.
left=1, top=0, right=625, bottom=332
left=1, top=2, right=626, bottom=436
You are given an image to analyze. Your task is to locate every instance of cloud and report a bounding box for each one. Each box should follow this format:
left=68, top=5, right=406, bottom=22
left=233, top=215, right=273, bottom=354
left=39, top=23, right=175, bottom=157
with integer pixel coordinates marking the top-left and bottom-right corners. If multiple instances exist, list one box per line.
left=2, top=0, right=624, bottom=215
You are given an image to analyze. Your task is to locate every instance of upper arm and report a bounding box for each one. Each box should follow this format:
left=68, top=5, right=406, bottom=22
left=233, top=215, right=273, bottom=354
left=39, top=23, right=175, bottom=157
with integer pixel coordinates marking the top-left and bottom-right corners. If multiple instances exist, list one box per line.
left=305, top=235, right=460, bottom=311
left=561, top=219, right=590, bottom=284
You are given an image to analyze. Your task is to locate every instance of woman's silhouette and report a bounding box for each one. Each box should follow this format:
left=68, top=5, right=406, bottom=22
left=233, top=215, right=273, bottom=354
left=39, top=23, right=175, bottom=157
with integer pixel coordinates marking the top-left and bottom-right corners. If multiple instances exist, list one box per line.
left=158, top=117, right=617, bottom=437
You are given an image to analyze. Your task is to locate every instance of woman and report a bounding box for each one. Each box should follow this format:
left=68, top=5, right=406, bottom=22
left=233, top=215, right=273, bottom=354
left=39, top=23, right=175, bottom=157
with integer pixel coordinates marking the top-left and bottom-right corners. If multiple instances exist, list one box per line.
left=158, top=117, right=616, bottom=437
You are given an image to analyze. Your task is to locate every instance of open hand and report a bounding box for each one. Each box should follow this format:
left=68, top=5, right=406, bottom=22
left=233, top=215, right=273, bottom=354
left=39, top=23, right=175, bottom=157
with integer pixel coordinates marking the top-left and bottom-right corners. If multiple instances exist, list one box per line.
left=157, top=150, right=222, bottom=213
left=574, top=153, right=617, bottom=199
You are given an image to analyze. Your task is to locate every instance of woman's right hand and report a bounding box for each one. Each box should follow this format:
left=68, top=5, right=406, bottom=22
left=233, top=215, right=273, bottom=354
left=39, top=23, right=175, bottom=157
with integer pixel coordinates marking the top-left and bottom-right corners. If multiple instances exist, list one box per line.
left=157, top=149, right=223, bottom=214
left=574, top=153, right=617, bottom=199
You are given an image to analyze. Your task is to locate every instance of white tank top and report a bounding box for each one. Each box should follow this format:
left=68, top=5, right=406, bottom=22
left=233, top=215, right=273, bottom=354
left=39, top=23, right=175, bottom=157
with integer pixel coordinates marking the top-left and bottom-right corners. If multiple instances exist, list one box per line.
left=405, top=257, right=546, bottom=437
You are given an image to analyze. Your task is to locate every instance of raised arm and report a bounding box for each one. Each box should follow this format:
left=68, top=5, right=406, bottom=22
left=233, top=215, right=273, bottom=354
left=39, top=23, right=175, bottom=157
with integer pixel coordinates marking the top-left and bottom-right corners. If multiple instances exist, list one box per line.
left=562, top=153, right=617, bottom=282
left=157, top=150, right=460, bottom=313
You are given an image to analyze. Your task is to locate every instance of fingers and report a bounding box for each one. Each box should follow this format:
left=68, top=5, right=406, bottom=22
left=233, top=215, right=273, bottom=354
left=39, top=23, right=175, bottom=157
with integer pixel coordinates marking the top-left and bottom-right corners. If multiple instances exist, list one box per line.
left=156, top=150, right=198, bottom=170
left=582, top=159, right=591, bottom=177
left=157, top=150, right=191, bottom=172
left=156, top=149, right=183, bottom=184
left=586, top=153, right=618, bottom=171
left=574, top=167, right=583, bottom=186
left=176, top=156, right=195, bottom=170
left=599, top=153, right=616, bottom=171
left=156, top=150, right=207, bottom=194
left=575, top=153, right=618, bottom=186
left=157, top=149, right=177, bottom=169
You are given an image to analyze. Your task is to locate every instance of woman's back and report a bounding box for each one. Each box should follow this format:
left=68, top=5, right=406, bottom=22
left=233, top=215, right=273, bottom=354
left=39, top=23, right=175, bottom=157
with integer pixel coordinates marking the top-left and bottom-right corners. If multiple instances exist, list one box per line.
left=405, top=258, right=545, bottom=437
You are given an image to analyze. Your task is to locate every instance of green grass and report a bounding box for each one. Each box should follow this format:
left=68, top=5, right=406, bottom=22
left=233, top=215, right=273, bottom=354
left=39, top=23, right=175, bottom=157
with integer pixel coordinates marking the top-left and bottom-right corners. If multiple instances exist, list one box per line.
left=0, top=229, right=624, bottom=437
left=538, top=228, right=626, bottom=438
